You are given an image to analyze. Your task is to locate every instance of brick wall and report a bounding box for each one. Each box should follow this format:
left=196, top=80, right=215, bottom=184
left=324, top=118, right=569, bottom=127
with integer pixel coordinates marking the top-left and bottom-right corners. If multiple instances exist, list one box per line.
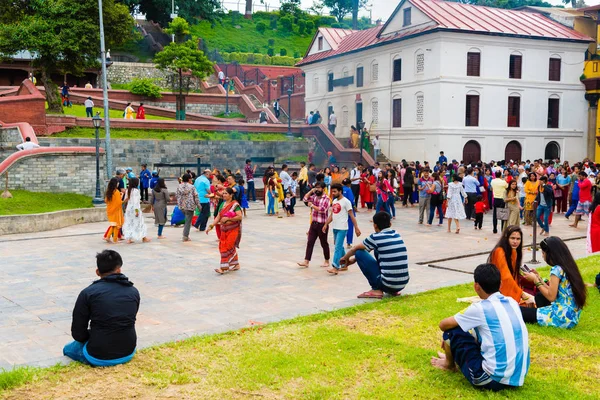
left=0, top=80, right=46, bottom=134
left=40, top=138, right=309, bottom=177
left=7, top=153, right=105, bottom=196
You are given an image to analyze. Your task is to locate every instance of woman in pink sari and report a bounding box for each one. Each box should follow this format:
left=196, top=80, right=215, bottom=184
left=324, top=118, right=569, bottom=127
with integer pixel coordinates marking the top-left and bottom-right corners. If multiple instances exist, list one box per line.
left=207, top=188, right=243, bottom=274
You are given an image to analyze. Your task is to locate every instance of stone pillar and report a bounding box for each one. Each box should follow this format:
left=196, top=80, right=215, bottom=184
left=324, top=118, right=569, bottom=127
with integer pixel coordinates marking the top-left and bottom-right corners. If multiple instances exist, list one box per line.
left=585, top=93, right=599, bottom=160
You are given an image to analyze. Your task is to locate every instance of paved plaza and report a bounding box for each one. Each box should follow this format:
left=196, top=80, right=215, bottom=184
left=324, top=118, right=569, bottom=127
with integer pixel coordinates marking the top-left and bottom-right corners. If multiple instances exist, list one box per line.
left=0, top=204, right=589, bottom=370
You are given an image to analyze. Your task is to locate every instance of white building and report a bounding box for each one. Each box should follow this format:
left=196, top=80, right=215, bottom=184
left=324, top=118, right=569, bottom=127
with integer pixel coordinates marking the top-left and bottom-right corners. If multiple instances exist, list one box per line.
left=297, top=0, right=593, bottom=164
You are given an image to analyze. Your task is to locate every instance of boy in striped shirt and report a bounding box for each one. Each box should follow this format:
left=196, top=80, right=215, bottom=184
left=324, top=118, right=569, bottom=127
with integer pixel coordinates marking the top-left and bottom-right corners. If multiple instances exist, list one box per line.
left=339, top=211, right=409, bottom=299
left=432, top=263, right=530, bottom=391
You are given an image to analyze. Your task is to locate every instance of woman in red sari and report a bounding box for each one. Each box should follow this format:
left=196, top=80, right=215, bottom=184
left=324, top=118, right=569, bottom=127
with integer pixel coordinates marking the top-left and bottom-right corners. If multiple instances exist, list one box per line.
left=207, top=188, right=243, bottom=274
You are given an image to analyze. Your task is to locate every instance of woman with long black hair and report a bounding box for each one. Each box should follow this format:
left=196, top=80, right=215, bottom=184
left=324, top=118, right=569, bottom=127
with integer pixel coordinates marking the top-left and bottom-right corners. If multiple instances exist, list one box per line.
left=123, top=177, right=150, bottom=244
left=103, top=177, right=123, bottom=243
left=520, top=237, right=587, bottom=328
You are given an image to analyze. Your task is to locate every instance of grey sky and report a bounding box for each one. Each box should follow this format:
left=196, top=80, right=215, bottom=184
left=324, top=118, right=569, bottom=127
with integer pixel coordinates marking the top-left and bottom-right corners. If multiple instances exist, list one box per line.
left=223, top=0, right=600, bottom=22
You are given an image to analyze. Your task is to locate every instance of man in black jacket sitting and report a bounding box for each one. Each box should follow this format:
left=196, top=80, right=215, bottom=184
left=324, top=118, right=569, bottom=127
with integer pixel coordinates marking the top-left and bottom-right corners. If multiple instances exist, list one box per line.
left=63, top=250, right=140, bottom=366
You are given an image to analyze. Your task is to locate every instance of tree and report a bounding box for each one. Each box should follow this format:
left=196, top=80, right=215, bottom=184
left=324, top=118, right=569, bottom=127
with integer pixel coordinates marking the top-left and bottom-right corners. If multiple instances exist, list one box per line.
left=154, top=18, right=214, bottom=120
left=0, top=0, right=134, bottom=113
left=139, top=0, right=222, bottom=27
left=322, top=0, right=367, bottom=23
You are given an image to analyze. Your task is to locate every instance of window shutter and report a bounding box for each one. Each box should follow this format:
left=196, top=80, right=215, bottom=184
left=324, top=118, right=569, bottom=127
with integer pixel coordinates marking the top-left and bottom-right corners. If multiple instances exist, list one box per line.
left=508, top=96, right=520, bottom=127
left=466, top=95, right=479, bottom=126
left=393, top=59, right=402, bottom=82
left=328, top=72, right=334, bottom=92
left=548, top=98, right=559, bottom=128
left=510, top=55, right=522, bottom=79
left=549, top=58, right=561, bottom=81
left=356, top=67, right=364, bottom=87
left=467, top=53, right=480, bottom=77
left=393, top=99, right=402, bottom=128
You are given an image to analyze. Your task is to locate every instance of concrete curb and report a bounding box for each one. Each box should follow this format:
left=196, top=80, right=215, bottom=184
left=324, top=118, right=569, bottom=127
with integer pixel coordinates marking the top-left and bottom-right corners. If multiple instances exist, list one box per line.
left=0, top=207, right=107, bottom=235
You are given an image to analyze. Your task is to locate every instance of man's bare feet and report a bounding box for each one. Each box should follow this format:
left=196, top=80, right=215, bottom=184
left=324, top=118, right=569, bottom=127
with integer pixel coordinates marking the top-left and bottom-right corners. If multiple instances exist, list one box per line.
left=431, top=354, right=455, bottom=371
left=297, top=262, right=309, bottom=268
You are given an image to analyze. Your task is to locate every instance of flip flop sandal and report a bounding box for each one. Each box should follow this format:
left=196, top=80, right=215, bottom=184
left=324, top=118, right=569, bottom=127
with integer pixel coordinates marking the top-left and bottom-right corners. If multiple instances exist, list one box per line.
left=230, top=265, right=240, bottom=271
left=214, top=268, right=229, bottom=275
left=357, top=291, right=383, bottom=299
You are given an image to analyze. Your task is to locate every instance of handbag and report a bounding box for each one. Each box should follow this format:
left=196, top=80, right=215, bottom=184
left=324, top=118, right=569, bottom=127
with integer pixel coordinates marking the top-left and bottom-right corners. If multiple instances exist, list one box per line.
left=495, top=207, right=510, bottom=221
left=369, top=184, right=376, bottom=192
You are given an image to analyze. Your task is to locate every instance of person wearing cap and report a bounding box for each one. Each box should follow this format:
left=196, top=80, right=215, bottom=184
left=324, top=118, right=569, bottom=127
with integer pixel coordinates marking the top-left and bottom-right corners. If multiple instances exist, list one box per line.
left=139, top=164, right=152, bottom=202
left=84, top=96, right=94, bottom=118
left=149, top=170, right=160, bottom=189
left=126, top=168, right=135, bottom=180
left=193, top=169, right=212, bottom=232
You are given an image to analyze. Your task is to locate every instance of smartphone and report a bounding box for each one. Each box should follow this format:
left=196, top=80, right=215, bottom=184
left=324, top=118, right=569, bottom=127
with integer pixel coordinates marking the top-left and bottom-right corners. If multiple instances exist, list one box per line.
left=520, top=264, right=532, bottom=274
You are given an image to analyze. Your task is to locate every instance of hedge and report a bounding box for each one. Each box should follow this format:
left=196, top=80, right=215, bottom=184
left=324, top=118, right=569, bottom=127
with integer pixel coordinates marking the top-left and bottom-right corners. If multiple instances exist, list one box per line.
left=220, top=52, right=301, bottom=66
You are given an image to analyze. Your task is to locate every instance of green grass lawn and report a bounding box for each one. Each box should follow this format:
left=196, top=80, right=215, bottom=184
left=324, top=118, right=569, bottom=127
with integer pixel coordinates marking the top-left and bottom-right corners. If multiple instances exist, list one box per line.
left=213, top=111, right=246, bottom=119
left=50, top=127, right=304, bottom=141
left=0, top=190, right=93, bottom=215
left=1, top=256, right=598, bottom=399
left=46, top=103, right=171, bottom=120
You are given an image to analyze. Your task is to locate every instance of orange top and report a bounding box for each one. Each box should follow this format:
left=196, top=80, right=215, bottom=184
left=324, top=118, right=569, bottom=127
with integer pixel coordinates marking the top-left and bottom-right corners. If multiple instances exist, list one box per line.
left=490, top=247, right=522, bottom=303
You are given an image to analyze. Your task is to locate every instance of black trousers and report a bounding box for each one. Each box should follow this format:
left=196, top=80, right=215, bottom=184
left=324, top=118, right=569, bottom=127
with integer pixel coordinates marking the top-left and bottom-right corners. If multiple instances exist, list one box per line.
left=140, top=187, right=149, bottom=202
left=402, top=186, right=414, bottom=206
left=299, top=181, right=308, bottom=199
left=520, top=292, right=552, bottom=323
left=465, top=192, right=477, bottom=220
left=474, top=212, right=483, bottom=229
left=492, top=198, right=505, bottom=233
left=304, top=221, right=330, bottom=261
left=193, top=203, right=211, bottom=231
left=351, top=184, right=360, bottom=208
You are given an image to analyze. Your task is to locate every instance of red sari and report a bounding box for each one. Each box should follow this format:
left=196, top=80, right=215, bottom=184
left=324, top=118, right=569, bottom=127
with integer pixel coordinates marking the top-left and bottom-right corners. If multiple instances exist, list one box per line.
left=359, top=174, right=375, bottom=207
left=218, top=201, right=242, bottom=269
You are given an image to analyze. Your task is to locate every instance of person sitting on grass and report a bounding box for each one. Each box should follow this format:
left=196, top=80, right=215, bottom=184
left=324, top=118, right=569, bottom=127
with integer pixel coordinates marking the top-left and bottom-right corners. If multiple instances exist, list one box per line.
left=520, top=237, right=587, bottom=329
left=339, top=211, right=409, bottom=299
left=431, top=263, right=529, bottom=392
left=63, top=250, right=140, bottom=367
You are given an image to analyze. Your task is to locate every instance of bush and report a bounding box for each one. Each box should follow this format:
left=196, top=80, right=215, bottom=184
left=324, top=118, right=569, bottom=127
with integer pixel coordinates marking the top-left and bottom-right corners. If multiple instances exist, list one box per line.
left=270, top=56, right=297, bottom=66
left=267, top=48, right=274, bottom=57
left=256, top=21, right=266, bottom=34
left=268, top=38, right=275, bottom=47
left=128, top=78, right=162, bottom=99
left=280, top=48, right=287, bottom=56
left=280, top=16, right=293, bottom=32
left=305, top=20, right=315, bottom=33
left=331, top=22, right=341, bottom=28
left=320, top=16, right=337, bottom=27
left=270, top=16, right=278, bottom=29
left=293, top=51, right=301, bottom=58
left=298, top=19, right=306, bottom=35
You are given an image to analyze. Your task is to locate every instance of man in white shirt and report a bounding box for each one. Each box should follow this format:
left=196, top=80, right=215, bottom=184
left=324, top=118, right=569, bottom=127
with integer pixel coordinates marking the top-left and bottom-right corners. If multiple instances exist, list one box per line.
left=16, top=137, right=40, bottom=151
left=350, top=163, right=363, bottom=208
left=490, top=170, right=508, bottom=233
left=432, top=263, right=529, bottom=391
left=218, top=70, right=225, bottom=85
left=372, top=162, right=381, bottom=179
left=84, top=96, right=94, bottom=118
left=280, top=164, right=292, bottom=208
left=372, top=135, right=380, bottom=160
left=328, top=111, right=337, bottom=135
left=324, top=183, right=360, bottom=275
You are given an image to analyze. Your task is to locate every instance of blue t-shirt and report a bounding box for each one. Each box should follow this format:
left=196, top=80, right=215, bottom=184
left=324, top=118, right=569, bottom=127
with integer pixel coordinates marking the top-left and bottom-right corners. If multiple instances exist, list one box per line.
left=194, top=175, right=211, bottom=204
left=418, top=178, right=432, bottom=198
left=537, top=265, right=581, bottom=329
left=556, top=175, right=571, bottom=187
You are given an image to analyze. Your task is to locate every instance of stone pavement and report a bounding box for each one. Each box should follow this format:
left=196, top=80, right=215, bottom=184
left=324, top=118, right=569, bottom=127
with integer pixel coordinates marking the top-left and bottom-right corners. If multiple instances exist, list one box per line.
left=0, top=203, right=590, bottom=370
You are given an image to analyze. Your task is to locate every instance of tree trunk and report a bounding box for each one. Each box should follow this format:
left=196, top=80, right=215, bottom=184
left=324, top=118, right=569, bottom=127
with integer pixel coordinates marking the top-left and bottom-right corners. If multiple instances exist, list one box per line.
left=245, top=0, right=252, bottom=19
left=571, top=0, right=577, bottom=8
left=41, top=68, right=63, bottom=114
left=352, top=0, right=359, bottom=30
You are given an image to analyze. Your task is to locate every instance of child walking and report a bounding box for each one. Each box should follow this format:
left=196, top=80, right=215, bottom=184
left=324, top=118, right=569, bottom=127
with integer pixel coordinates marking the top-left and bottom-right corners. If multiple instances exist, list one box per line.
left=474, top=195, right=486, bottom=230
left=284, top=192, right=293, bottom=216
left=238, top=178, right=249, bottom=217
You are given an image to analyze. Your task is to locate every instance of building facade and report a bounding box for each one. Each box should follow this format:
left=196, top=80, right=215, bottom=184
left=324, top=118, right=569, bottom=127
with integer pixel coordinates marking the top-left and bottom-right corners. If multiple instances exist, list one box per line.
left=298, top=0, right=593, bottom=164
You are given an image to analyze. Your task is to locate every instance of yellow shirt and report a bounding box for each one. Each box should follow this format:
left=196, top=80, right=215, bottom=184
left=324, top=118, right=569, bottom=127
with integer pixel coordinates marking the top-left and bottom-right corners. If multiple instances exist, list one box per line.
left=491, top=178, right=508, bottom=199
left=298, top=166, right=308, bottom=183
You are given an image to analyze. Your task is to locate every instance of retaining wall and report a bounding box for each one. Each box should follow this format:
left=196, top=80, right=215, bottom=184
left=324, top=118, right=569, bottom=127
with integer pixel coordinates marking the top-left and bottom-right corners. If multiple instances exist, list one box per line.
left=0, top=207, right=107, bottom=235
left=142, top=101, right=240, bottom=116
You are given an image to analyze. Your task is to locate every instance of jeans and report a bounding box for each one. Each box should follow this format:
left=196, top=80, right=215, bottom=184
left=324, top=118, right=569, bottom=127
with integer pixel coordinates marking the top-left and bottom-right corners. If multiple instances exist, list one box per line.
left=492, top=198, right=505, bottom=233
left=300, top=181, right=308, bottom=200
left=305, top=221, right=330, bottom=261
left=519, top=196, right=525, bottom=219
left=418, top=196, right=431, bottom=223
left=387, top=194, right=396, bottom=217
left=346, top=213, right=355, bottom=245
left=428, top=203, right=444, bottom=225
left=193, top=202, right=211, bottom=231
left=465, top=193, right=477, bottom=220
left=332, top=229, right=347, bottom=269
left=63, top=341, right=135, bottom=367
left=374, top=149, right=380, bottom=160
left=85, top=107, right=93, bottom=118
left=376, top=194, right=390, bottom=214
left=267, top=191, right=275, bottom=215
left=247, top=180, right=256, bottom=201
left=182, top=210, right=194, bottom=238
left=328, top=124, right=336, bottom=135
left=158, top=224, right=164, bottom=236
left=537, top=204, right=551, bottom=233
left=565, top=197, right=578, bottom=218
left=355, top=250, right=400, bottom=294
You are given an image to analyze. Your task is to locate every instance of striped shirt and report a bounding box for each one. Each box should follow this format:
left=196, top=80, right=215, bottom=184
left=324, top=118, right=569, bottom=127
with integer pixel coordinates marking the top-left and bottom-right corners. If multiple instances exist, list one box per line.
left=304, top=194, right=331, bottom=224
left=454, top=292, right=530, bottom=387
left=362, top=228, right=409, bottom=290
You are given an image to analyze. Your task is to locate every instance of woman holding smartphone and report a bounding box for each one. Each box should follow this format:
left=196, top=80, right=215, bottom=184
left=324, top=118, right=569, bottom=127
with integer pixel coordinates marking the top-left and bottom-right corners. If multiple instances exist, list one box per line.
left=520, top=237, right=587, bottom=328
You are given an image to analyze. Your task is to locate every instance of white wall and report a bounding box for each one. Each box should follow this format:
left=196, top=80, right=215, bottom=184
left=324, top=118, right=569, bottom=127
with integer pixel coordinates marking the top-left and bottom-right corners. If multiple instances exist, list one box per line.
left=301, top=30, right=589, bottom=163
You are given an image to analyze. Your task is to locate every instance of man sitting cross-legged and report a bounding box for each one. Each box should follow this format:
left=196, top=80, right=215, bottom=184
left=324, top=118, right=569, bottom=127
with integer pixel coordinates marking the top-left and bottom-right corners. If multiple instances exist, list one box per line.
left=339, top=211, right=409, bottom=299
left=431, top=263, right=530, bottom=392
left=63, top=250, right=140, bottom=366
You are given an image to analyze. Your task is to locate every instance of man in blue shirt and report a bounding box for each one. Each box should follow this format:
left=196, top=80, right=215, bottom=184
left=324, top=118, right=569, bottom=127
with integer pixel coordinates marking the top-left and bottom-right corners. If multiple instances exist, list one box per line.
left=432, top=263, right=529, bottom=391
left=438, top=151, right=447, bottom=165
left=462, top=168, right=480, bottom=220
left=193, top=169, right=212, bottom=231
left=139, top=164, right=152, bottom=202
left=565, top=165, right=581, bottom=219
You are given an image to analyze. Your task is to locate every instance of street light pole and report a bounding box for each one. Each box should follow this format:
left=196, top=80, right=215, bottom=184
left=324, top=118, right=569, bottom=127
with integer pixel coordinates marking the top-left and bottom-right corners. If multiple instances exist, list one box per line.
left=287, top=88, right=293, bottom=137
left=92, top=113, right=105, bottom=206
left=225, top=78, right=230, bottom=116
left=98, top=0, right=112, bottom=179
left=358, top=120, right=365, bottom=164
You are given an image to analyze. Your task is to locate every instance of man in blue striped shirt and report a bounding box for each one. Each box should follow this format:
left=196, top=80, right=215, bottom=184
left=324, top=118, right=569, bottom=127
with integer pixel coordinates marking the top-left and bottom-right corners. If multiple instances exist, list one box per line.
left=339, top=211, right=409, bottom=299
left=432, top=263, right=530, bottom=391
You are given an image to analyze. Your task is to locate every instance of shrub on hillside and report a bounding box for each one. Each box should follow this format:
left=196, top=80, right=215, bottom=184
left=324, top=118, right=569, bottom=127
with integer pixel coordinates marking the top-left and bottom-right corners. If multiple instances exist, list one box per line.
left=128, top=78, right=162, bottom=99
left=270, top=16, right=278, bottom=29
left=256, top=21, right=267, bottom=34
left=298, top=20, right=306, bottom=35
left=293, top=51, right=301, bottom=58
left=270, top=56, right=296, bottom=66
left=320, top=16, right=336, bottom=27
left=267, top=48, right=274, bottom=57
left=280, top=48, right=287, bottom=56
left=280, top=16, right=293, bottom=32
left=268, top=38, right=275, bottom=47
left=305, top=20, right=315, bottom=33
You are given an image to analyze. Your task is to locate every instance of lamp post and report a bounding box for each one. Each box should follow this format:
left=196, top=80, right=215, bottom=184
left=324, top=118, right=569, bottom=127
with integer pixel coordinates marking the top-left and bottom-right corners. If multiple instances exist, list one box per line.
left=92, top=113, right=105, bottom=206
left=358, top=120, right=366, bottom=164
left=225, top=78, right=230, bottom=116
left=528, top=201, right=540, bottom=264
left=287, top=88, right=293, bottom=137
left=98, top=0, right=112, bottom=179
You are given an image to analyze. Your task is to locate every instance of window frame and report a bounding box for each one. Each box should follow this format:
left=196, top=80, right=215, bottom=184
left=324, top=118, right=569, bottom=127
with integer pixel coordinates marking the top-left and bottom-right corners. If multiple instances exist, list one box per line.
left=392, top=98, right=402, bottom=128
left=466, top=52, right=481, bottom=77
left=356, top=66, right=364, bottom=87
left=393, top=59, right=402, bottom=82
left=403, top=8, right=412, bottom=27
left=507, top=95, right=521, bottom=127
left=465, top=94, right=480, bottom=127
left=509, top=54, right=522, bottom=79
left=549, top=57, right=561, bottom=82
left=547, top=97, right=560, bottom=129
left=318, top=37, right=323, bottom=51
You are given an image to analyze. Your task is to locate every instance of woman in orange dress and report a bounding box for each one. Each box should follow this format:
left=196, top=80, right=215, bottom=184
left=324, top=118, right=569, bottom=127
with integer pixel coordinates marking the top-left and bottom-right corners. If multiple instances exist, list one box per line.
left=207, top=188, right=243, bottom=274
left=103, top=177, right=124, bottom=243
left=488, top=225, right=534, bottom=304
